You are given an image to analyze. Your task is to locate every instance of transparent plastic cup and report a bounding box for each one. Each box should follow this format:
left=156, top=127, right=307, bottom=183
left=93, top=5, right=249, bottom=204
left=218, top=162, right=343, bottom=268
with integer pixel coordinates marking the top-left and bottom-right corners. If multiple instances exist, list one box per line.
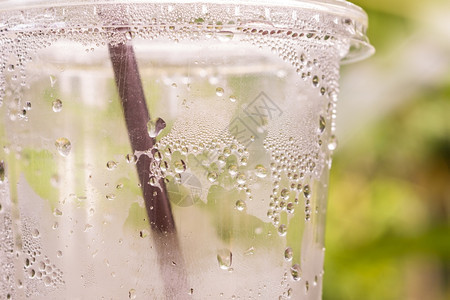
left=0, top=0, right=373, bottom=299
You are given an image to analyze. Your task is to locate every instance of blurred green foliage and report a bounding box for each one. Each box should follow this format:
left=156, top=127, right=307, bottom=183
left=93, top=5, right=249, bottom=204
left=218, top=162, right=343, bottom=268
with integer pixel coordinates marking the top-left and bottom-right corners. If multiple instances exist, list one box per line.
left=323, top=1, right=450, bottom=299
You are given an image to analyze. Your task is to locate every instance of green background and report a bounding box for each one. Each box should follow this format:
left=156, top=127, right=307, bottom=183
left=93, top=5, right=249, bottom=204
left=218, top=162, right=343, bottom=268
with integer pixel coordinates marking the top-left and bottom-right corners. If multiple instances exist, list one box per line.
left=323, top=1, right=450, bottom=299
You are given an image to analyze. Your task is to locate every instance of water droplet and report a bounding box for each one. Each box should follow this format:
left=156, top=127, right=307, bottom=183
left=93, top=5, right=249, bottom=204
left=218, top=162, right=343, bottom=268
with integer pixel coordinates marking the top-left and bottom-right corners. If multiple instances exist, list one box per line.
left=0, top=161, right=5, bottom=183
left=286, top=202, right=295, bottom=214
left=43, top=276, right=51, bottom=286
left=126, top=153, right=137, bottom=163
left=319, top=116, right=326, bottom=133
left=328, top=135, right=338, bottom=151
left=284, top=247, right=293, bottom=261
left=49, top=75, right=57, bottom=87
left=217, top=31, right=234, bottom=42
left=174, top=160, right=186, bottom=173
left=125, top=31, right=133, bottom=40
left=280, top=188, right=290, bottom=200
left=303, top=185, right=311, bottom=199
left=255, top=164, right=267, bottom=178
left=312, top=76, right=319, bottom=87
left=171, top=82, right=177, bottom=88
left=235, top=200, right=246, bottom=211
left=106, top=193, right=115, bottom=200
left=188, top=288, right=194, bottom=295
left=217, top=249, right=232, bottom=270
left=128, top=288, right=136, bottom=299
left=164, top=146, right=172, bottom=157
left=278, top=224, right=287, bottom=236
left=287, top=287, right=293, bottom=298
left=139, top=229, right=149, bottom=238
left=57, top=250, right=62, bottom=257
left=32, top=229, right=40, bottom=238
left=216, top=87, right=224, bottom=97
left=147, top=117, right=166, bottom=138
left=207, top=172, right=218, bottom=183
left=291, top=264, right=302, bottom=281
left=229, top=95, right=237, bottom=102
left=52, top=99, right=63, bottom=112
left=221, top=147, right=230, bottom=157
left=228, top=164, right=238, bottom=176
left=236, top=172, right=246, bottom=184
left=244, top=246, right=255, bottom=255
left=159, top=160, right=169, bottom=172
left=148, top=176, right=158, bottom=186
left=55, top=138, right=71, bottom=157
left=106, top=160, right=117, bottom=170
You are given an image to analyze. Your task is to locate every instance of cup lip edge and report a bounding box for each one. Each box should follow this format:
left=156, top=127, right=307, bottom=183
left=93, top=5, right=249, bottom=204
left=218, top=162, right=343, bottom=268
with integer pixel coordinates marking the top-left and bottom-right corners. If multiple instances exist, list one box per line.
left=0, top=0, right=368, bottom=22
left=0, top=0, right=374, bottom=62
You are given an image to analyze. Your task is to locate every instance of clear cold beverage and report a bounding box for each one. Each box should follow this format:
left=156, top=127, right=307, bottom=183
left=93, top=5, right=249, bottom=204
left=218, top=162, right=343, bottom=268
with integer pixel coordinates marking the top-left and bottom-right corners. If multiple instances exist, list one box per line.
left=0, top=1, right=370, bottom=299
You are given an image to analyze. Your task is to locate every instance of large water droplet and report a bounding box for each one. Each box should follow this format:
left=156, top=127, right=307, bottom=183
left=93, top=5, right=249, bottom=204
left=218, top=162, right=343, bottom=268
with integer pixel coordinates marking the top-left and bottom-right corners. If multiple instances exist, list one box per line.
left=278, top=224, right=287, bottom=236
left=312, top=76, right=319, bottom=87
left=148, top=176, right=158, bottom=186
left=229, top=95, right=237, bottom=102
left=303, top=185, right=311, bottom=199
left=328, top=135, right=338, bottom=151
left=286, top=202, right=295, bottom=214
left=174, top=160, right=186, bottom=173
left=236, top=172, right=246, bottom=184
left=235, top=200, right=246, bottom=211
left=284, top=247, right=293, bottom=261
left=0, top=160, right=5, bottom=183
left=291, top=264, right=302, bottom=281
left=217, top=249, right=232, bottom=270
left=55, top=138, right=71, bottom=157
left=255, top=164, right=267, bottom=178
left=147, top=117, right=166, bottom=138
left=128, top=289, right=136, bottom=299
left=106, top=160, right=117, bottom=170
left=207, top=172, right=218, bottom=183
left=32, top=229, right=40, bottom=238
left=126, top=153, right=137, bottom=163
left=228, top=164, right=238, bottom=176
left=153, top=150, right=162, bottom=162
left=280, top=188, right=290, bottom=200
left=52, top=99, right=62, bottom=112
left=319, top=116, right=326, bottom=133
left=216, top=87, right=224, bottom=97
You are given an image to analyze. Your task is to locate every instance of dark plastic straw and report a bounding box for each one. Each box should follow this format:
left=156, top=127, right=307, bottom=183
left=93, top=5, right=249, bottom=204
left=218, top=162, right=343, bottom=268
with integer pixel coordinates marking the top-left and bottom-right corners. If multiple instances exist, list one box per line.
left=108, top=41, right=188, bottom=298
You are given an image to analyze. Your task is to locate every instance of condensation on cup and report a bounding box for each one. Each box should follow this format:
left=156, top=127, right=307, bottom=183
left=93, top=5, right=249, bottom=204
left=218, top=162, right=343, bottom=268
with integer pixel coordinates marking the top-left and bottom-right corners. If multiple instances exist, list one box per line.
left=0, top=0, right=373, bottom=299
